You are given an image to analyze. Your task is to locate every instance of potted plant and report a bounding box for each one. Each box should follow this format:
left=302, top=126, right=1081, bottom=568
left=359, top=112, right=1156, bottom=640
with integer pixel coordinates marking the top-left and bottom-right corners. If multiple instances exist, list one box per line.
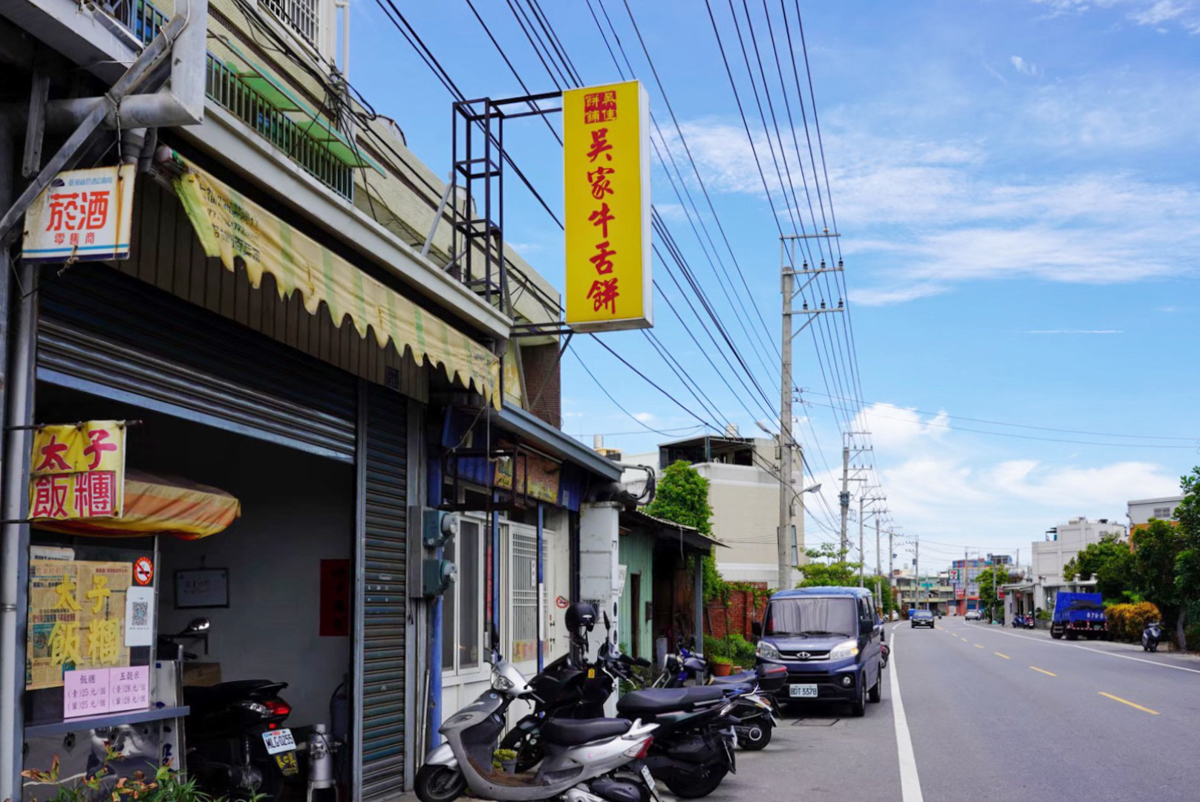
left=494, top=748, right=519, bottom=774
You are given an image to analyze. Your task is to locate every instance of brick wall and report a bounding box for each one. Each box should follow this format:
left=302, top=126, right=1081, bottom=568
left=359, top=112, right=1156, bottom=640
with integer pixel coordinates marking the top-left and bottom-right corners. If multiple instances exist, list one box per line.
left=521, top=342, right=561, bottom=428
left=703, top=583, right=769, bottom=640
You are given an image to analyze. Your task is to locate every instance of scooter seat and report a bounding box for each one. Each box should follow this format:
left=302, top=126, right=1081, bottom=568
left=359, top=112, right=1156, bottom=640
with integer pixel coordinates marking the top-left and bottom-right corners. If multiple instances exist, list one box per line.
left=541, top=717, right=631, bottom=746
left=616, top=686, right=725, bottom=716
left=710, top=670, right=757, bottom=686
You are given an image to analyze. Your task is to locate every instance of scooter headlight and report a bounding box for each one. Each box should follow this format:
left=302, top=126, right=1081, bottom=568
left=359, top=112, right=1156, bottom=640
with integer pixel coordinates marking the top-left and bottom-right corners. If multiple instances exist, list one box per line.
left=829, top=640, right=859, bottom=660
left=756, top=641, right=781, bottom=661
left=493, top=675, right=515, bottom=691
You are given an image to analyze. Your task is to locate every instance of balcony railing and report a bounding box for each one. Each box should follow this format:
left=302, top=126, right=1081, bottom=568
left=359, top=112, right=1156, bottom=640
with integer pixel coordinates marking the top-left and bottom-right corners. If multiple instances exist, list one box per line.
left=109, top=0, right=354, bottom=201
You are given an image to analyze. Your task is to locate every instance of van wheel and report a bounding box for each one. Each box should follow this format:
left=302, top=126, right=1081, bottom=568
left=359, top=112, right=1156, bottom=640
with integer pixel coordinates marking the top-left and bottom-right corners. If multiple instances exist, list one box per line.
left=868, top=667, right=882, bottom=703
left=850, top=675, right=867, bottom=717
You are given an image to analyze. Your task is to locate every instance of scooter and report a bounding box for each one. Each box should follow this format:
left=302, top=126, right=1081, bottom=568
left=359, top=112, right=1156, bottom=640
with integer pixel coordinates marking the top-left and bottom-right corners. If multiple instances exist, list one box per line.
left=1142, top=622, right=1163, bottom=652
left=501, top=606, right=739, bottom=798
left=1011, top=614, right=1025, bottom=629
left=1023, top=615, right=1037, bottom=630
left=159, top=619, right=297, bottom=801
left=652, top=637, right=781, bottom=751
left=416, top=621, right=659, bottom=802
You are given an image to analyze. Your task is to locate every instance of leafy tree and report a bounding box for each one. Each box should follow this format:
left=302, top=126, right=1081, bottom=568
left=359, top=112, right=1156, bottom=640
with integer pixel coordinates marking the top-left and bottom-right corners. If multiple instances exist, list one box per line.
left=646, top=460, right=713, bottom=535
left=799, top=544, right=860, bottom=587
left=648, top=461, right=722, bottom=602
left=975, top=566, right=1017, bottom=620
left=1063, top=532, right=1136, bottom=602
left=1132, top=518, right=1189, bottom=650
left=1168, top=467, right=1200, bottom=650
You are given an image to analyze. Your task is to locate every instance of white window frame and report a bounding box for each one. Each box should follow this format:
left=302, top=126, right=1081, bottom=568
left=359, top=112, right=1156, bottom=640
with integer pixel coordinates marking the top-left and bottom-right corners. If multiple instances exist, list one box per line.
left=441, top=515, right=488, bottom=685
left=253, top=0, right=335, bottom=68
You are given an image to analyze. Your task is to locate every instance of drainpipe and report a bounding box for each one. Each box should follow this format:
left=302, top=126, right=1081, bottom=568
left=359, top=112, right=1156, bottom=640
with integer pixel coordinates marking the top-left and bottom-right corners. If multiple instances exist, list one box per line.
left=537, top=503, right=544, bottom=673
left=0, top=260, right=38, bottom=802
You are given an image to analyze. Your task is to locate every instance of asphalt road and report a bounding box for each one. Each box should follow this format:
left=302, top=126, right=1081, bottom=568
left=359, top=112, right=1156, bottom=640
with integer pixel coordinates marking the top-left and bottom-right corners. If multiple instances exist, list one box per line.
left=694, top=619, right=1200, bottom=802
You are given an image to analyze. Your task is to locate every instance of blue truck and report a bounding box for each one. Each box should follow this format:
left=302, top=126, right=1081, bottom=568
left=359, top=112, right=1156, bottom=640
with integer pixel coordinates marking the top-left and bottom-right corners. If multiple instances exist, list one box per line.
left=1050, top=592, right=1107, bottom=640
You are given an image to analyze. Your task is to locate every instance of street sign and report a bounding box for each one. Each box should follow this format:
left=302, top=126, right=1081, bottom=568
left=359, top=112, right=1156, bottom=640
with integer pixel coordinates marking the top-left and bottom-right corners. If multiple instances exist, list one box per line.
left=920, top=582, right=934, bottom=589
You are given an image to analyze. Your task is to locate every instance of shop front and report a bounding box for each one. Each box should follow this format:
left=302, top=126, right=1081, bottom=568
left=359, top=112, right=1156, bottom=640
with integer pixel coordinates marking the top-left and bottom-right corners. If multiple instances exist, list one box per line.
left=1, top=156, right=505, bottom=802
left=428, top=403, right=624, bottom=737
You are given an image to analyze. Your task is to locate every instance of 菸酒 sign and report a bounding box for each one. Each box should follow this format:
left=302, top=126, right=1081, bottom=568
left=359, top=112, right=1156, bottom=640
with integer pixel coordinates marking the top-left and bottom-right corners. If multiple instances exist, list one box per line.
left=22, top=165, right=136, bottom=263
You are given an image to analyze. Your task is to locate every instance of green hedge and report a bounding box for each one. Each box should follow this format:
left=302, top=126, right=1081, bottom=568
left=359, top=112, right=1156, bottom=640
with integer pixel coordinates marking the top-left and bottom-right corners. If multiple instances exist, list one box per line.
left=1105, top=602, right=1161, bottom=641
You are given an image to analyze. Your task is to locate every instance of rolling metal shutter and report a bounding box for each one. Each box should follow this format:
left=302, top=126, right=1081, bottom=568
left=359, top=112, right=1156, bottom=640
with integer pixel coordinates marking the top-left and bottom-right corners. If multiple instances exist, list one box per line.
left=36, top=267, right=357, bottom=461
left=358, top=382, right=408, bottom=800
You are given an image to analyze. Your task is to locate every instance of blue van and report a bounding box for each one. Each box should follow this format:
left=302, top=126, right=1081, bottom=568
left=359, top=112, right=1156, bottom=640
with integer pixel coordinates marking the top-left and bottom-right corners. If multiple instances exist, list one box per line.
left=752, top=586, right=884, bottom=717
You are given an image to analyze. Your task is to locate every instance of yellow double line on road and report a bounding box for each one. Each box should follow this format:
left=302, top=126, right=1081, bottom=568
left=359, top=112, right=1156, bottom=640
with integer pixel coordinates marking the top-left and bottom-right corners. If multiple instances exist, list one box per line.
left=1029, top=666, right=1057, bottom=677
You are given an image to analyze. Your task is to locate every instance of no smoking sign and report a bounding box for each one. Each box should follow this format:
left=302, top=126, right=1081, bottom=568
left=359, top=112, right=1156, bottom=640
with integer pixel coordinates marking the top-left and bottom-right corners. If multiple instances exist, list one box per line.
left=134, top=556, right=154, bottom=586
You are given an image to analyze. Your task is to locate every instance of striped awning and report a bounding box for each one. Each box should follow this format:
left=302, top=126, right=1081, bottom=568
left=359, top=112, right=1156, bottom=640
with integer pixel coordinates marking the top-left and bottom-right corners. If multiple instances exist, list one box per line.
left=32, top=470, right=241, bottom=540
left=171, top=155, right=501, bottom=408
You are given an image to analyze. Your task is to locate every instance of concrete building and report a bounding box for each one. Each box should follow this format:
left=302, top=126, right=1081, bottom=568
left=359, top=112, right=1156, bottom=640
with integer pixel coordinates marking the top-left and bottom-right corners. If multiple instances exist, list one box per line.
left=1128, top=496, right=1184, bottom=529
left=1033, top=517, right=1127, bottom=587
left=622, top=430, right=804, bottom=585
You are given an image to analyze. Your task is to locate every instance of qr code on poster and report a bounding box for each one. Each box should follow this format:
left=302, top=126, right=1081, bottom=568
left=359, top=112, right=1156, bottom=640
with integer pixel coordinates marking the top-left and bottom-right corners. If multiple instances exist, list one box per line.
left=131, top=601, right=149, bottom=627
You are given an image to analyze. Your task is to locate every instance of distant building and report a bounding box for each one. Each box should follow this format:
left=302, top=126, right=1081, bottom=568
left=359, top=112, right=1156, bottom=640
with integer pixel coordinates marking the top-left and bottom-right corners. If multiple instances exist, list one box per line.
left=622, top=429, right=803, bottom=584
left=1033, top=516, right=1127, bottom=587
left=949, top=558, right=993, bottom=616
left=1128, top=496, right=1184, bottom=530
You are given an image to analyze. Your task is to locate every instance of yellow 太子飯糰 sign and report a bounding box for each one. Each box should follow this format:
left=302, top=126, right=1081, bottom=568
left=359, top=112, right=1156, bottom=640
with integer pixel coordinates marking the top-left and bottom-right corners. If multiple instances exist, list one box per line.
left=29, top=421, right=127, bottom=521
left=564, top=81, right=652, bottom=331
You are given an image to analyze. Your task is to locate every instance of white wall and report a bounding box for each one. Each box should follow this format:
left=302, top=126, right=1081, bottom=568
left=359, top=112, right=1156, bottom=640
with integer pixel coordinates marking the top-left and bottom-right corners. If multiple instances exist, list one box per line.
left=1031, top=517, right=1126, bottom=586
left=1128, top=497, right=1183, bottom=526
left=158, top=441, right=355, bottom=728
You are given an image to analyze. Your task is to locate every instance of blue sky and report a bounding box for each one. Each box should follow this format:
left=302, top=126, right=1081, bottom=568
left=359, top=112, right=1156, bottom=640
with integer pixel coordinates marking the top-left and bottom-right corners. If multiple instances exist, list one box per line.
left=350, top=0, right=1200, bottom=570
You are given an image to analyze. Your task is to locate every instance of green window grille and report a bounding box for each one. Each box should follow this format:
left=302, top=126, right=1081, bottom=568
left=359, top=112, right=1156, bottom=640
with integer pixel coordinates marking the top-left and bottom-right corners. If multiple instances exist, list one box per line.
left=111, top=0, right=355, bottom=201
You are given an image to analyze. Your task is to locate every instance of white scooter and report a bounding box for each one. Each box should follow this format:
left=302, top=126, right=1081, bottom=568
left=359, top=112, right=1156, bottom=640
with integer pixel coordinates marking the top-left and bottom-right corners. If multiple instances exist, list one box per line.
left=415, top=628, right=660, bottom=802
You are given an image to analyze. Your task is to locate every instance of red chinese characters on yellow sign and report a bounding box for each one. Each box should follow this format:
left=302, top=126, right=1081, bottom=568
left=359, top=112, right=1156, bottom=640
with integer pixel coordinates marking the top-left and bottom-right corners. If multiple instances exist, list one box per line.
left=564, top=81, right=652, bottom=332
left=29, top=422, right=127, bottom=521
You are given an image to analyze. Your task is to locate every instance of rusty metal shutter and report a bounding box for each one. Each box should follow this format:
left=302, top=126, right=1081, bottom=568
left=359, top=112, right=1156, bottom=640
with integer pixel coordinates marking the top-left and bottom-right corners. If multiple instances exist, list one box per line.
left=357, top=382, right=408, bottom=800
left=36, top=267, right=357, bottom=461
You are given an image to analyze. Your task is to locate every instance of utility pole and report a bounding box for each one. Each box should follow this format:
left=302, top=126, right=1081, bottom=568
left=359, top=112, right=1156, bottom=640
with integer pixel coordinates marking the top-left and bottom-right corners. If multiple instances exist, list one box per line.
left=858, top=494, right=864, bottom=587
left=778, top=246, right=794, bottom=594
left=779, top=233, right=841, bottom=590
left=875, top=518, right=882, bottom=603
left=840, top=445, right=850, bottom=560
left=914, top=537, right=921, bottom=609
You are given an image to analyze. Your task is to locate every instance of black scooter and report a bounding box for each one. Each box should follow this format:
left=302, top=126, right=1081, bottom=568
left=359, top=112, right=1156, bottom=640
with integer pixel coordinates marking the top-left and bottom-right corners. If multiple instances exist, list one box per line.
left=1143, top=622, right=1163, bottom=652
left=159, top=619, right=297, bottom=800
left=501, top=604, right=739, bottom=799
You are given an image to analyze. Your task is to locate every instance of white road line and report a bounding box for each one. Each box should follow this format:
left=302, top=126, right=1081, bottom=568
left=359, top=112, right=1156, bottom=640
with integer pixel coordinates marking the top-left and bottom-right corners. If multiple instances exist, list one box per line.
left=889, top=632, right=925, bottom=802
left=977, top=627, right=1200, bottom=676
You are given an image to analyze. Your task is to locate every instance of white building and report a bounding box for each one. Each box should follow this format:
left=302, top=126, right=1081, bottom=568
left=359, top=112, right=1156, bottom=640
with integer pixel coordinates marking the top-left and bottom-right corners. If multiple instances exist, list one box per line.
left=1032, top=516, right=1127, bottom=587
left=621, top=430, right=804, bottom=585
left=1128, top=496, right=1184, bottom=527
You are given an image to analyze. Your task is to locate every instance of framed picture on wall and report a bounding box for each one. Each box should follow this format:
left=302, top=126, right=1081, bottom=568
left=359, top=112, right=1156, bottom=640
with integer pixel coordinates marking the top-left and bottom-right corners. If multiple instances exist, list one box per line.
left=175, top=568, right=230, bottom=609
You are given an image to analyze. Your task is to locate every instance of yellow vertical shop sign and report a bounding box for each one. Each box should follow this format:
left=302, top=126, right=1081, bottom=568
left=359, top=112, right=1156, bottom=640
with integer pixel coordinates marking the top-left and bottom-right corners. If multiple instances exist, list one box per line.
left=29, top=421, right=127, bottom=521
left=563, top=81, right=653, bottom=331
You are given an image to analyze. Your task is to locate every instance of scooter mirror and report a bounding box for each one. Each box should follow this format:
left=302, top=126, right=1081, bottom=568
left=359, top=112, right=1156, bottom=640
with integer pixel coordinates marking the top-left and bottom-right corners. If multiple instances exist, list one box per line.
left=185, top=617, right=210, bottom=634
left=603, top=611, right=611, bottom=631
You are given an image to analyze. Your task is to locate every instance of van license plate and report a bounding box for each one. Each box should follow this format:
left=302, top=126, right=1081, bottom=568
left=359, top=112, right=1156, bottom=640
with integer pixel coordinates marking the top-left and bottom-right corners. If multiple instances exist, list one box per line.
left=789, top=684, right=818, bottom=698
left=262, top=728, right=296, bottom=755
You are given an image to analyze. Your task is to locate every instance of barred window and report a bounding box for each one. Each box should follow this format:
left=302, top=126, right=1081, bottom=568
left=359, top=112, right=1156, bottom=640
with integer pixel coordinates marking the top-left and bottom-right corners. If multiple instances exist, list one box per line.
left=260, top=0, right=319, bottom=48
left=509, top=526, right=539, bottom=663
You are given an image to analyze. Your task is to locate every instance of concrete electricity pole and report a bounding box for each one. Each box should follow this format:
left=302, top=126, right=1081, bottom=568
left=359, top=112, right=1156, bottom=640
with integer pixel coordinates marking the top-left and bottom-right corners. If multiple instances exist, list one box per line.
left=840, top=445, right=850, bottom=559
left=779, top=234, right=841, bottom=590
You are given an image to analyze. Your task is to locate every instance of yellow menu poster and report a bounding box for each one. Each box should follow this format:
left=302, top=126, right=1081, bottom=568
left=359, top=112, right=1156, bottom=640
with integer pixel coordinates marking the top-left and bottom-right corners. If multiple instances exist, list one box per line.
left=26, top=559, right=132, bottom=690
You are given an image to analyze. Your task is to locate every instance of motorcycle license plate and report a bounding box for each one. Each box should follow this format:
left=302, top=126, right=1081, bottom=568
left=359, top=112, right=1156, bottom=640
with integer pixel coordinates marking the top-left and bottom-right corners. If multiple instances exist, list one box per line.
left=262, top=728, right=297, bottom=755
left=274, top=751, right=300, bottom=777
left=789, top=684, right=818, bottom=698
left=640, top=765, right=661, bottom=802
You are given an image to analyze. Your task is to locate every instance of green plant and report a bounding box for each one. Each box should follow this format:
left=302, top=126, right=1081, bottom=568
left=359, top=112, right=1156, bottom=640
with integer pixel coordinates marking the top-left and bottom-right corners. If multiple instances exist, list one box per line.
left=1036, top=609, right=1051, bottom=621
left=727, top=634, right=757, bottom=667
left=23, top=749, right=223, bottom=802
left=703, top=634, right=728, bottom=659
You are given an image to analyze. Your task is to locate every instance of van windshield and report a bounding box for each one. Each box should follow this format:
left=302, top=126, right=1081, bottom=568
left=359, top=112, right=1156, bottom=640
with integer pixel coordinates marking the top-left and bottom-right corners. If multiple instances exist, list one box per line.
left=764, top=597, right=857, bottom=637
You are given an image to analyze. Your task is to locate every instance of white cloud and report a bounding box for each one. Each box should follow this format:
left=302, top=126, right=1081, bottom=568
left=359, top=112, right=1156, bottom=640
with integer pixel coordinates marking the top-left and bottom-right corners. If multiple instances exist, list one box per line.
left=1010, top=55, right=1039, bottom=76
left=851, top=404, right=950, bottom=450
left=1029, top=0, right=1200, bottom=32
left=632, top=412, right=656, bottom=424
